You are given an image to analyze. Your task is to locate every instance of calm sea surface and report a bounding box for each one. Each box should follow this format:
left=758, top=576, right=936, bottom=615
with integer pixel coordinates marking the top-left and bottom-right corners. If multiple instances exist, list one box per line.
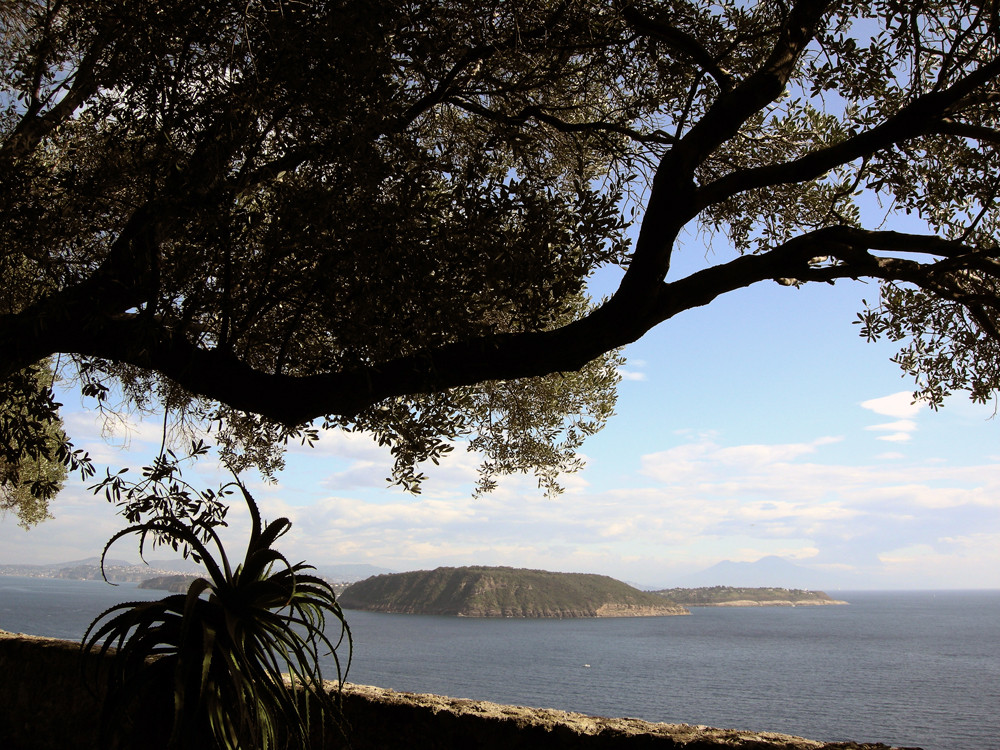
left=1, top=578, right=997, bottom=750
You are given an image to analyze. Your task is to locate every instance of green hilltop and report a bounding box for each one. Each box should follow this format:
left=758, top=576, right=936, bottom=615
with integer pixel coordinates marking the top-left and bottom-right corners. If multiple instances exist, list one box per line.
left=338, top=566, right=689, bottom=618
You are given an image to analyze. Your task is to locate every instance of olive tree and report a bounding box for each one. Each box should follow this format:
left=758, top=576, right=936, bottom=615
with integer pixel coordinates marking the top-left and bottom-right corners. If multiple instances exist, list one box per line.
left=2, top=0, right=999, bottom=501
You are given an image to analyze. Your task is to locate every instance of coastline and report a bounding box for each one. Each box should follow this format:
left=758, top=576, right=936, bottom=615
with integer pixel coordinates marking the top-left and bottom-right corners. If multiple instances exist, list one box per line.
left=685, top=598, right=849, bottom=607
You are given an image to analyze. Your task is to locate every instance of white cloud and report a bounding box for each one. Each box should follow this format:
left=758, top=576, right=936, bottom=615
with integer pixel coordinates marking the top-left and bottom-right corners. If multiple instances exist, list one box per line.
left=245, top=435, right=1000, bottom=583
left=61, top=410, right=169, bottom=465
left=320, top=461, right=392, bottom=491
left=860, top=392, right=924, bottom=418
left=861, top=397, right=923, bottom=444
left=865, top=420, right=917, bottom=433
left=877, top=543, right=934, bottom=565
left=0, top=485, right=131, bottom=565
left=617, top=369, right=647, bottom=381
left=617, top=358, right=647, bottom=381
left=285, top=426, right=393, bottom=460
left=712, top=436, right=841, bottom=467
left=11, top=392, right=1000, bottom=589
left=877, top=535, right=1000, bottom=587
left=640, top=436, right=841, bottom=486
left=877, top=432, right=913, bottom=442
left=865, top=419, right=917, bottom=443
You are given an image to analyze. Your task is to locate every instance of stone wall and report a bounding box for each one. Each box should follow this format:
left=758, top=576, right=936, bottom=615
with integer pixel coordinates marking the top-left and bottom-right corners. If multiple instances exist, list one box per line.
left=0, top=630, right=914, bottom=750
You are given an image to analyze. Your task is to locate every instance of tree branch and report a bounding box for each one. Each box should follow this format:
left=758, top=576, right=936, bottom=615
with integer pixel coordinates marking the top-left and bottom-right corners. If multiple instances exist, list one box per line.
left=674, top=0, right=834, bottom=172
left=611, top=0, right=834, bottom=313
left=620, top=4, right=735, bottom=93
left=0, top=204, right=161, bottom=369
left=933, top=119, right=1000, bottom=147
left=448, top=97, right=677, bottom=145
left=695, top=55, right=1000, bottom=208
left=1, top=24, right=112, bottom=162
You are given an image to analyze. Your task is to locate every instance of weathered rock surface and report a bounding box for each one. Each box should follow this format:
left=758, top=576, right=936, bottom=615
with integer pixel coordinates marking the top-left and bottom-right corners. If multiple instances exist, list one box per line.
left=331, top=683, right=918, bottom=750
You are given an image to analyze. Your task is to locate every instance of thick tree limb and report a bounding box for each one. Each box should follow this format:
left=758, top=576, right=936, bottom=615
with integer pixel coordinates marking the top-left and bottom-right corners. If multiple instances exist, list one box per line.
left=5, top=221, right=992, bottom=428
left=675, top=0, right=833, bottom=171
left=615, top=0, right=833, bottom=311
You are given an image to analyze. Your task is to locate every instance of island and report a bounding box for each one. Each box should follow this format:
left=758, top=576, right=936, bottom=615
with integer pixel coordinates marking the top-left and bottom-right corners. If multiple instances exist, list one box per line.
left=338, top=566, right=690, bottom=618
left=650, top=586, right=848, bottom=607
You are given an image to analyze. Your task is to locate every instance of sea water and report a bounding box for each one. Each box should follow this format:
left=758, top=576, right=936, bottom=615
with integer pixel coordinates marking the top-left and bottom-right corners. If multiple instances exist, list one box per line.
left=1, top=579, right=997, bottom=750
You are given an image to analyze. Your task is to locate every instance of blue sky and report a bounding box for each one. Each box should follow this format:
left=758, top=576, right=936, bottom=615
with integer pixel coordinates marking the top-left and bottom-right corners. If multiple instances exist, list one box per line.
left=3, top=232, right=999, bottom=590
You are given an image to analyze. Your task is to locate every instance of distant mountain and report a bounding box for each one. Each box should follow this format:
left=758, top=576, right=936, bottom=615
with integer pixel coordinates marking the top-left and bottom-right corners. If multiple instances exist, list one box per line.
left=135, top=563, right=392, bottom=594
left=0, top=557, right=391, bottom=581
left=673, top=556, right=843, bottom=590
left=50, top=556, right=137, bottom=569
left=312, top=563, right=396, bottom=582
left=0, top=556, right=202, bottom=583
left=339, top=566, right=689, bottom=618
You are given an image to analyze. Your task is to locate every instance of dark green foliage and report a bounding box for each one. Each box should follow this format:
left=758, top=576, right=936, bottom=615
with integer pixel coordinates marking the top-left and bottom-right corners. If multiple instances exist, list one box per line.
left=339, top=565, right=687, bottom=617
left=82, top=480, right=350, bottom=750
left=3, top=1, right=1000, bottom=533
left=0, top=361, right=92, bottom=527
left=1, top=0, right=629, bottom=498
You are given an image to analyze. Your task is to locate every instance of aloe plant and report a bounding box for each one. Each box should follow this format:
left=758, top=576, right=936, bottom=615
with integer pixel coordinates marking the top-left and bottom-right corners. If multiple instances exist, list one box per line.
left=83, top=479, right=351, bottom=749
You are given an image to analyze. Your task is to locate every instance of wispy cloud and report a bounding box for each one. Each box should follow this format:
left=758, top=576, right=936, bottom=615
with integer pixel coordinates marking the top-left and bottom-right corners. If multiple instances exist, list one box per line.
left=237, top=432, right=1000, bottom=585
left=865, top=419, right=918, bottom=442
left=861, top=391, right=924, bottom=418
left=617, top=358, right=647, bottom=381
left=861, top=394, right=925, bottom=443
left=9, top=393, right=1000, bottom=588
left=875, top=432, right=913, bottom=442
left=617, top=369, right=647, bottom=381
left=866, top=420, right=917, bottom=433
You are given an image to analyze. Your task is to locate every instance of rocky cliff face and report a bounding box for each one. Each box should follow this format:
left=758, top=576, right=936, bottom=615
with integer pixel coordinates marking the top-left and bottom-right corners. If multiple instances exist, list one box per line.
left=338, top=566, right=688, bottom=618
